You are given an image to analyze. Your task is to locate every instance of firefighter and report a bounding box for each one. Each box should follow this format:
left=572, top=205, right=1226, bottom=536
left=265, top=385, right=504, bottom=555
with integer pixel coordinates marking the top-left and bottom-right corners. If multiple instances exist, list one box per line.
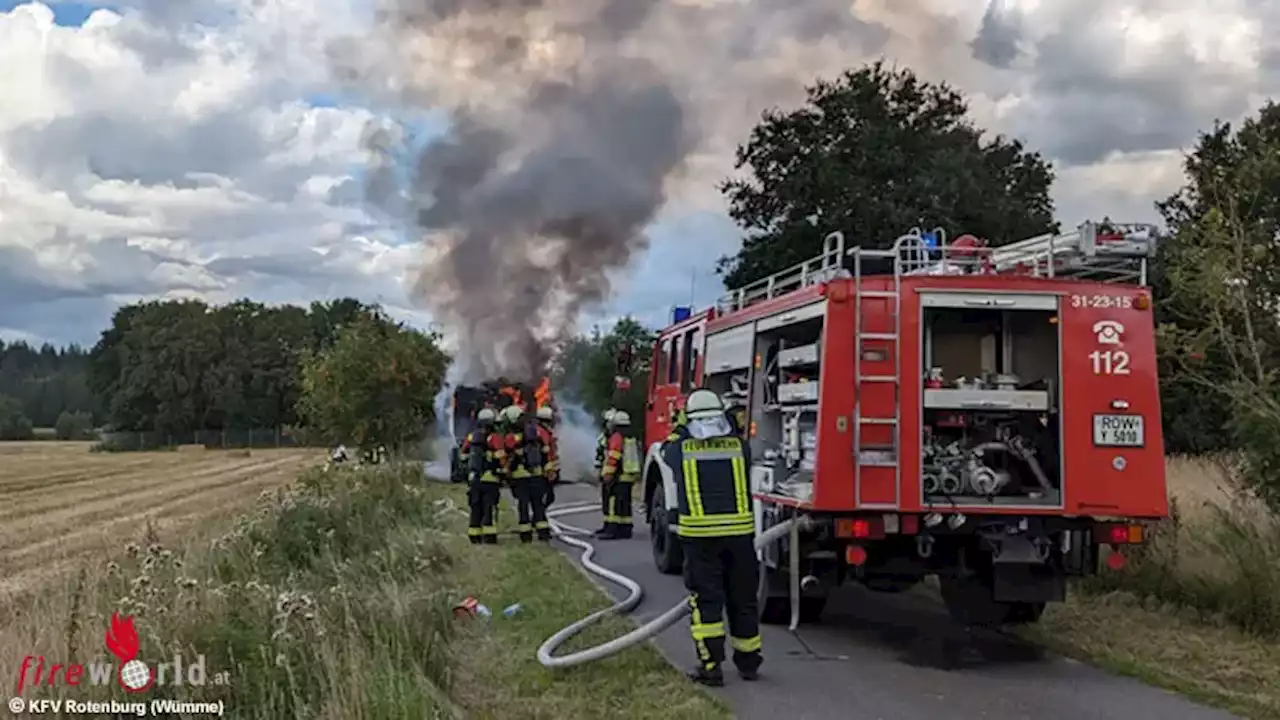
left=502, top=405, right=549, bottom=543
left=535, top=405, right=559, bottom=511
left=592, top=408, right=617, bottom=536
left=465, top=408, right=503, bottom=544
left=660, top=388, right=761, bottom=686
left=599, top=410, right=642, bottom=540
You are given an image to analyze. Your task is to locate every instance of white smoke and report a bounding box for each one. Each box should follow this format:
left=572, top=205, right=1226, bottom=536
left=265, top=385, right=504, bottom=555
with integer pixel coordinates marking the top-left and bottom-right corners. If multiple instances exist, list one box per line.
left=555, top=402, right=604, bottom=483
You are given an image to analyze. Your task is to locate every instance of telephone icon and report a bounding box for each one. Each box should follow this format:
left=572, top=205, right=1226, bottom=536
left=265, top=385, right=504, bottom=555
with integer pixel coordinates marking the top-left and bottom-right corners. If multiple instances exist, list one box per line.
left=1092, top=320, right=1124, bottom=345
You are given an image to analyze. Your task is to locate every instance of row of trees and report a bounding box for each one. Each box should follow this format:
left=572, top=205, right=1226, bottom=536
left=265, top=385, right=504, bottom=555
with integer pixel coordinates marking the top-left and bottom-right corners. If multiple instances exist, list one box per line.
left=0, top=297, right=452, bottom=455
left=85, top=298, right=381, bottom=434
left=0, top=341, right=98, bottom=438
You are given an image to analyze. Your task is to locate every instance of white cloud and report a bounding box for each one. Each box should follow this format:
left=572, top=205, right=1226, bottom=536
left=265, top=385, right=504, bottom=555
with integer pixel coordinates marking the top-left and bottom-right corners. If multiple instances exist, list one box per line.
left=0, top=0, right=1277, bottom=352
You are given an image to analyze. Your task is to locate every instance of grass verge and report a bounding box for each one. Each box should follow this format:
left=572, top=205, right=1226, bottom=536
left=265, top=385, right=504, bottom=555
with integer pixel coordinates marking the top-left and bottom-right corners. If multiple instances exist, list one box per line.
left=4, top=465, right=726, bottom=720
left=422, top=482, right=732, bottom=720
left=1024, top=456, right=1280, bottom=719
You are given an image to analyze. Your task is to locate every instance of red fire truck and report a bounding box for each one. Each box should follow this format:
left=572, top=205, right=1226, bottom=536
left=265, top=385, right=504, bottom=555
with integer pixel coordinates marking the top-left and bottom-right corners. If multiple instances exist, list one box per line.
left=640, top=221, right=1167, bottom=627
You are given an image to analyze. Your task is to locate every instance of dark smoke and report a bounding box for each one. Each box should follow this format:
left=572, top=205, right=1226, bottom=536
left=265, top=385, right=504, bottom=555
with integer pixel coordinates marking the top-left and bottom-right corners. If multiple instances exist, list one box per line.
left=333, top=0, right=994, bottom=381
left=348, top=0, right=693, bottom=381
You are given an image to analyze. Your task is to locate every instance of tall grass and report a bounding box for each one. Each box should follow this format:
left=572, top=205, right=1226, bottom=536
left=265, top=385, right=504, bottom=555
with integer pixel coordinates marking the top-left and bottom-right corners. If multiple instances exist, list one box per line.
left=1085, top=455, right=1280, bottom=636
left=11, top=464, right=465, bottom=719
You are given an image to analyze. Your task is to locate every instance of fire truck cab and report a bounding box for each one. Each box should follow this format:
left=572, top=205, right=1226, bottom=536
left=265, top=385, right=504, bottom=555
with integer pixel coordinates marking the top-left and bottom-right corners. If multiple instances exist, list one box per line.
left=640, top=221, right=1168, bottom=627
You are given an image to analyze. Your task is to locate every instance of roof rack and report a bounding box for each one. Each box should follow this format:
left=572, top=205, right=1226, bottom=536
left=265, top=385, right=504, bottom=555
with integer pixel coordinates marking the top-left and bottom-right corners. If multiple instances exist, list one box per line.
left=715, top=231, right=849, bottom=313
left=715, top=220, right=1160, bottom=317
left=892, top=221, right=1161, bottom=283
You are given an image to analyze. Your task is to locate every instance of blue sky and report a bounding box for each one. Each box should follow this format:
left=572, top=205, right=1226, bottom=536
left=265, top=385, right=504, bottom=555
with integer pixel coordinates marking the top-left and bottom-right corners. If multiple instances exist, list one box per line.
left=0, top=0, right=109, bottom=23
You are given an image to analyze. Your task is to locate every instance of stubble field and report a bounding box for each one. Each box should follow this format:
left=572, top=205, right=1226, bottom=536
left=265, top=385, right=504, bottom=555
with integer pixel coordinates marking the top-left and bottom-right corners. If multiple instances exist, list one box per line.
left=0, top=441, right=320, bottom=599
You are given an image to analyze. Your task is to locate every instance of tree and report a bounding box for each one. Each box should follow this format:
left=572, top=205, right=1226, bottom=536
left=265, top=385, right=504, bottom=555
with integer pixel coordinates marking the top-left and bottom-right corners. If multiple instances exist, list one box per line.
left=717, top=61, right=1057, bottom=289
left=1156, top=103, right=1280, bottom=509
left=54, top=410, right=95, bottom=440
left=297, top=312, right=450, bottom=456
left=0, top=394, right=34, bottom=440
left=549, top=318, right=656, bottom=423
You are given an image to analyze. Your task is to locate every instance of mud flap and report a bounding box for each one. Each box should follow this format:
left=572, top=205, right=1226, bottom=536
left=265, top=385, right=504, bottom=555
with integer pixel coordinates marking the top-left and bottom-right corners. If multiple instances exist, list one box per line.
left=991, top=536, right=1064, bottom=604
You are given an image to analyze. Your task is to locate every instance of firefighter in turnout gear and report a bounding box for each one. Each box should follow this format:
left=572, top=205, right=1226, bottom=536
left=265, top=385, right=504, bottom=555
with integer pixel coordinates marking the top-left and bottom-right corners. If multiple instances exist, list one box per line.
left=535, top=405, right=559, bottom=510
left=503, top=405, right=551, bottom=542
left=660, top=388, right=761, bottom=686
left=593, top=408, right=617, bottom=536
left=465, top=408, right=504, bottom=544
left=599, top=410, right=642, bottom=540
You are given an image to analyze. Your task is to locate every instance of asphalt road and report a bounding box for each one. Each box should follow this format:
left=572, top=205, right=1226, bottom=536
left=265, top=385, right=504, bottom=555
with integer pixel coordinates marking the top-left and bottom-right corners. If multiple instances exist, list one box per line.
left=549, top=483, right=1237, bottom=720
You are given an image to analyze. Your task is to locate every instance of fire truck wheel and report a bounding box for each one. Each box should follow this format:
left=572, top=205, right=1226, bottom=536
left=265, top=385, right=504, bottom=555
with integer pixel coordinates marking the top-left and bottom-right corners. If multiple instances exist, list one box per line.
left=650, top=484, right=683, bottom=575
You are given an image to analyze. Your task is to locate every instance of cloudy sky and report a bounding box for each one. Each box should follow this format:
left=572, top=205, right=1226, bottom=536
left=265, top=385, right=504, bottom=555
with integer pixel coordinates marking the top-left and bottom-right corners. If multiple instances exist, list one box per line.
left=0, top=0, right=1273, bottom=349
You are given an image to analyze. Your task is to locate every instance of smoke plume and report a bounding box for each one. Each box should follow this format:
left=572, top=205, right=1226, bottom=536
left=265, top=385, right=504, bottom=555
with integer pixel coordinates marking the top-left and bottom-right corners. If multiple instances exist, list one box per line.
left=332, top=0, right=1004, bottom=381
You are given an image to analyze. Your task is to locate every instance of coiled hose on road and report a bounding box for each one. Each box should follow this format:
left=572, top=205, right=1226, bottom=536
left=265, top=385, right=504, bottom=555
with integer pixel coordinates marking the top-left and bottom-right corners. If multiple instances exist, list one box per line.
left=536, top=501, right=804, bottom=669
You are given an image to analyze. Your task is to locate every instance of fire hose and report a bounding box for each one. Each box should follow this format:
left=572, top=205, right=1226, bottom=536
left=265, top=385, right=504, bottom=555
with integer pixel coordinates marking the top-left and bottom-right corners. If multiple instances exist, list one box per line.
left=536, top=501, right=809, bottom=669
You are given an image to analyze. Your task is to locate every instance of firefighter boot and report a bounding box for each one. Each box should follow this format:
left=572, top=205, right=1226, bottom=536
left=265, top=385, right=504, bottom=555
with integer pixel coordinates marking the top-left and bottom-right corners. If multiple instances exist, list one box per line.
left=599, top=481, right=631, bottom=539
left=686, top=663, right=724, bottom=687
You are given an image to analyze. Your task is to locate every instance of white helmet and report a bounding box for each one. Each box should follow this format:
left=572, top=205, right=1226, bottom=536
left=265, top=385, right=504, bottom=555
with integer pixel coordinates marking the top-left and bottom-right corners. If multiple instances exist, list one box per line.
left=610, top=410, right=631, bottom=427
left=536, top=405, right=554, bottom=421
left=502, top=405, right=523, bottom=423
left=684, top=389, right=725, bottom=419
left=603, top=408, right=617, bottom=423
left=477, top=408, right=496, bottom=423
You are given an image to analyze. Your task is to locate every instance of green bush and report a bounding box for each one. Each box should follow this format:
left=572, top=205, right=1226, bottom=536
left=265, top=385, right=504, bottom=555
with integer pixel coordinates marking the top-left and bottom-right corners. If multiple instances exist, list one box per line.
left=54, top=410, right=95, bottom=440
left=0, top=393, right=34, bottom=440
left=1085, top=495, right=1280, bottom=637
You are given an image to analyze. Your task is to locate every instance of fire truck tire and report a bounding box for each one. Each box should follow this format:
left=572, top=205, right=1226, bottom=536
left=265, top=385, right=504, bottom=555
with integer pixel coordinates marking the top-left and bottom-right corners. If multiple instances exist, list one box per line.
left=757, top=563, right=826, bottom=625
left=649, top=484, right=683, bottom=575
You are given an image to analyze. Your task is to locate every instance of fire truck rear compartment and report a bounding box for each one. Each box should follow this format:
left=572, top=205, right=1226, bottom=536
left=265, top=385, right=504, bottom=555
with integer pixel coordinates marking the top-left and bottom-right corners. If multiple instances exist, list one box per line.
left=920, top=299, right=1063, bottom=508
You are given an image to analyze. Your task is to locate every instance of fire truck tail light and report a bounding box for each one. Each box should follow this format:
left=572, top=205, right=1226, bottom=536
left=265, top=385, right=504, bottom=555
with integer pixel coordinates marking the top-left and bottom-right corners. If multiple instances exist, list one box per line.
left=845, top=545, right=868, bottom=566
left=1135, top=294, right=1150, bottom=310
left=1096, top=523, right=1144, bottom=545
left=1105, top=552, right=1127, bottom=571
left=836, top=517, right=885, bottom=540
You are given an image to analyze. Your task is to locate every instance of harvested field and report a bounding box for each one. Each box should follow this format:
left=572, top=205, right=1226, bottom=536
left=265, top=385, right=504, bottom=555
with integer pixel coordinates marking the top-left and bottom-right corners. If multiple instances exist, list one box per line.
left=0, top=441, right=321, bottom=598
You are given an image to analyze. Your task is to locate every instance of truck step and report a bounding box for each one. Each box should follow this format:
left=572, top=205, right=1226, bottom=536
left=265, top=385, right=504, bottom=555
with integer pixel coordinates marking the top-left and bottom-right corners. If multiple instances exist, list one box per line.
left=857, top=375, right=898, bottom=383
left=858, top=417, right=898, bottom=425
left=858, top=332, right=898, bottom=341
left=858, top=290, right=899, bottom=298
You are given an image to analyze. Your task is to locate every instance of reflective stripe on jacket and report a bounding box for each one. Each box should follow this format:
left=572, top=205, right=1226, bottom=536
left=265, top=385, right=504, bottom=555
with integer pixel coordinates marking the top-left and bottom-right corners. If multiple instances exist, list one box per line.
left=466, top=429, right=504, bottom=482
left=593, top=432, right=606, bottom=472
left=602, top=432, right=641, bottom=482
left=536, top=422, right=558, bottom=478
left=660, top=428, right=753, bottom=537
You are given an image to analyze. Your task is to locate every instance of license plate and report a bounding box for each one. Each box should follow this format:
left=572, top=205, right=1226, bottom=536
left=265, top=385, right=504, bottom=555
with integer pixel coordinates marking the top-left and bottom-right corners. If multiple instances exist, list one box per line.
left=1093, top=414, right=1144, bottom=447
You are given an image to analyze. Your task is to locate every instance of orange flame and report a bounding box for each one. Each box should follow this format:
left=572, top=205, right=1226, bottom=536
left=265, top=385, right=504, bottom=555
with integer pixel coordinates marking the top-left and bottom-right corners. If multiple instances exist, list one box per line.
left=534, top=376, right=551, bottom=408
left=105, top=612, right=140, bottom=662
